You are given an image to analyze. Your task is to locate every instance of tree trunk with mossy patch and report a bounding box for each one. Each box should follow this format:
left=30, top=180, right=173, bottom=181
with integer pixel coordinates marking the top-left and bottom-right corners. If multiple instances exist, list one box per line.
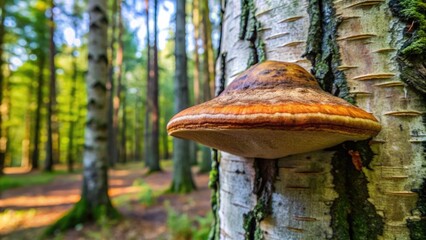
left=170, top=0, right=197, bottom=193
left=45, top=0, right=119, bottom=235
left=211, top=0, right=426, bottom=239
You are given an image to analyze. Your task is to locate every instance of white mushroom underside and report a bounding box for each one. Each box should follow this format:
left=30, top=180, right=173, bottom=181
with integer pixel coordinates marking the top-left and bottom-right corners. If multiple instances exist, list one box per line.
left=168, top=112, right=380, bottom=159
left=172, top=128, right=369, bottom=159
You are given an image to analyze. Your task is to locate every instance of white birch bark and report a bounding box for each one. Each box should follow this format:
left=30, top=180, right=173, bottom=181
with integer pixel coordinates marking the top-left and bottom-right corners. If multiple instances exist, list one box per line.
left=334, top=2, right=425, bottom=239
left=214, top=0, right=426, bottom=239
left=83, top=0, right=111, bottom=203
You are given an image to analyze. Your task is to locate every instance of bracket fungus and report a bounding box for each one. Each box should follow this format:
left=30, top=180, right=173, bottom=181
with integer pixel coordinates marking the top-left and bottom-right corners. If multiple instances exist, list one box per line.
left=167, top=61, right=381, bottom=159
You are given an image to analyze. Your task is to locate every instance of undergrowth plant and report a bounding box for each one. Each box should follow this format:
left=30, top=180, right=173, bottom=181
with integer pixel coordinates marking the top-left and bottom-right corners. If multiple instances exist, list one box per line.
left=165, top=201, right=213, bottom=240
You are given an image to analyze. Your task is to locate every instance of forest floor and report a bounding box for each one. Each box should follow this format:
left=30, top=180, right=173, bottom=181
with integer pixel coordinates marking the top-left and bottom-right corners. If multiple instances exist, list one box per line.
left=0, top=162, right=211, bottom=240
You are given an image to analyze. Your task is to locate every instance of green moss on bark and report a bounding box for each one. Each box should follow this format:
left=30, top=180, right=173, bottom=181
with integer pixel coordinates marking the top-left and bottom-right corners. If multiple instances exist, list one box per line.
left=305, top=0, right=384, bottom=238
left=239, top=0, right=265, bottom=67
left=208, top=149, right=220, bottom=240
left=243, top=159, right=277, bottom=240
left=330, top=142, right=384, bottom=240
left=44, top=197, right=120, bottom=236
left=304, top=0, right=354, bottom=103
left=389, top=0, right=426, bottom=95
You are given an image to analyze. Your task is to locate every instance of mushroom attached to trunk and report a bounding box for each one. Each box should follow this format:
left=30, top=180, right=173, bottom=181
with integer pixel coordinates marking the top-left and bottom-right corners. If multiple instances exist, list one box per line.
left=167, top=61, right=381, bottom=159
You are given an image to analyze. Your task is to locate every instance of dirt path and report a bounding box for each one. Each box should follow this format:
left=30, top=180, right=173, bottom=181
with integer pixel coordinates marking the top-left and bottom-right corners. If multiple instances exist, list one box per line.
left=0, top=163, right=211, bottom=239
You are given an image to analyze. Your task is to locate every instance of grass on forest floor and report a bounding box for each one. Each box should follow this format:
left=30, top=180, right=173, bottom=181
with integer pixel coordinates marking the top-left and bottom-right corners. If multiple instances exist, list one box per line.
left=0, top=209, right=37, bottom=233
left=1, top=160, right=211, bottom=240
left=165, top=201, right=212, bottom=240
left=0, top=170, right=72, bottom=192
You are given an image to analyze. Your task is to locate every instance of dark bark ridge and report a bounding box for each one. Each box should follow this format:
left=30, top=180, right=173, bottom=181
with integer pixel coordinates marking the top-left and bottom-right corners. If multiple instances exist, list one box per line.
left=239, top=0, right=265, bottom=67
left=243, top=159, right=277, bottom=240
left=305, top=0, right=384, bottom=239
left=389, top=0, right=426, bottom=96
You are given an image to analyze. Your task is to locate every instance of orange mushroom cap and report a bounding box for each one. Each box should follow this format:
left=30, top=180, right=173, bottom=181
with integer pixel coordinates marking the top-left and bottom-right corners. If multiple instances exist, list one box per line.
left=167, top=61, right=381, bottom=159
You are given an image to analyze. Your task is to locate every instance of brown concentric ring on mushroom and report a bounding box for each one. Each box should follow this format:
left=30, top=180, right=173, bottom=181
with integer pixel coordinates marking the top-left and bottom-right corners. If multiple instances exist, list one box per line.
left=167, top=61, right=381, bottom=159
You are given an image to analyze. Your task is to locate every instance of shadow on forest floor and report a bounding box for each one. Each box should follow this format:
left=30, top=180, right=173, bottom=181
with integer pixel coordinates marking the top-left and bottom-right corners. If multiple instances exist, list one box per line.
left=0, top=162, right=211, bottom=240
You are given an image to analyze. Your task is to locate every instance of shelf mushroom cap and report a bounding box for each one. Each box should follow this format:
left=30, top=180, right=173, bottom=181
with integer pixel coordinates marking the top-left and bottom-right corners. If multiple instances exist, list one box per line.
left=167, top=61, right=381, bottom=159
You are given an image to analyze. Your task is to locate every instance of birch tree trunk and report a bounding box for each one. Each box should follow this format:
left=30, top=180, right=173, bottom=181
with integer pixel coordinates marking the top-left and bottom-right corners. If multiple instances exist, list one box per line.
left=45, top=0, right=119, bottom=234
left=212, top=0, right=426, bottom=239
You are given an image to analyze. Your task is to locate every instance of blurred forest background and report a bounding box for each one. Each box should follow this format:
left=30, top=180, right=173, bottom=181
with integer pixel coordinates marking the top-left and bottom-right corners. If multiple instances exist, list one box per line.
left=0, top=0, right=220, bottom=238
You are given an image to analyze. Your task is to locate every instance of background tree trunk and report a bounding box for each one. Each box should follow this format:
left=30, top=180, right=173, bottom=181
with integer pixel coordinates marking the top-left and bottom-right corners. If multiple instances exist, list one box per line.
left=192, top=0, right=201, bottom=105
left=0, top=0, right=6, bottom=175
left=120, top=84, right=127, bottom=163
left=145, top=0, right=161, bottom=172
left=45, top=0, right=57, bottom=172
left=212, top=0, right=426, bottom=239
left=170, top=0, right=196, bottom=193
left=45, top=0, right=119, bottom=234
left=134, top=95, right=142, bottom=161
left=67, top=45, right=79, bottom=173
left=197, top=0, right=214, bottom=173
left=107, top=0, right=118, bottom=167
left=31, top=55, right=46, bottom=171
left=113, top=0, right=123, bottom=163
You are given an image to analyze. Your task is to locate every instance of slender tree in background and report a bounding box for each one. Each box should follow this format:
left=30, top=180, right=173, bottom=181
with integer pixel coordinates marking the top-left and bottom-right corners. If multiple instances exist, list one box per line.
left=192, top=0, right=201, bottom=105
left=66, top=46, right=78, bottom=172
left=31, top=55, right=45, bottom=171
left=134, top=93, right=142, bottom=161
left=144, top=0, right=161, bottom=172
left=120, top=83, right=127, bottom=163
left=0, top=0, right=7, bottom=175
left=143, top=0, right=150, bottom=165
left=45, top=0, right=58, bottom=172
left=114, top=0, right=123, bottom=163
left=170, top=0, right=196, bottom=193
left=45, top=0, right=119, bottom=233
left=26, top=0, right=50, bottom=171
left=22, top=76, right=33, bottom=168
left=196, top=0, right=214, bottom=173
left=66, top=0, right=82, bottom=172
left=200, top=0, right=214, bottom=99
left=107, top=0, right=118, bottom=167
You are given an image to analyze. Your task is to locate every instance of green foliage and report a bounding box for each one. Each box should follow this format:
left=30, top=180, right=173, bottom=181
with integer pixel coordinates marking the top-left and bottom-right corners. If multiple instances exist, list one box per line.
left=0, top=208, right=37, bottom=230
left=391, top=0, right=426, bottom=56
left=0, top=171, right=66, bottom=191
left=132, top=179, right=156, bottom=206
left=330, top=142, right=384, bottom=240
left=165, top=201, right=213, bottom=240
